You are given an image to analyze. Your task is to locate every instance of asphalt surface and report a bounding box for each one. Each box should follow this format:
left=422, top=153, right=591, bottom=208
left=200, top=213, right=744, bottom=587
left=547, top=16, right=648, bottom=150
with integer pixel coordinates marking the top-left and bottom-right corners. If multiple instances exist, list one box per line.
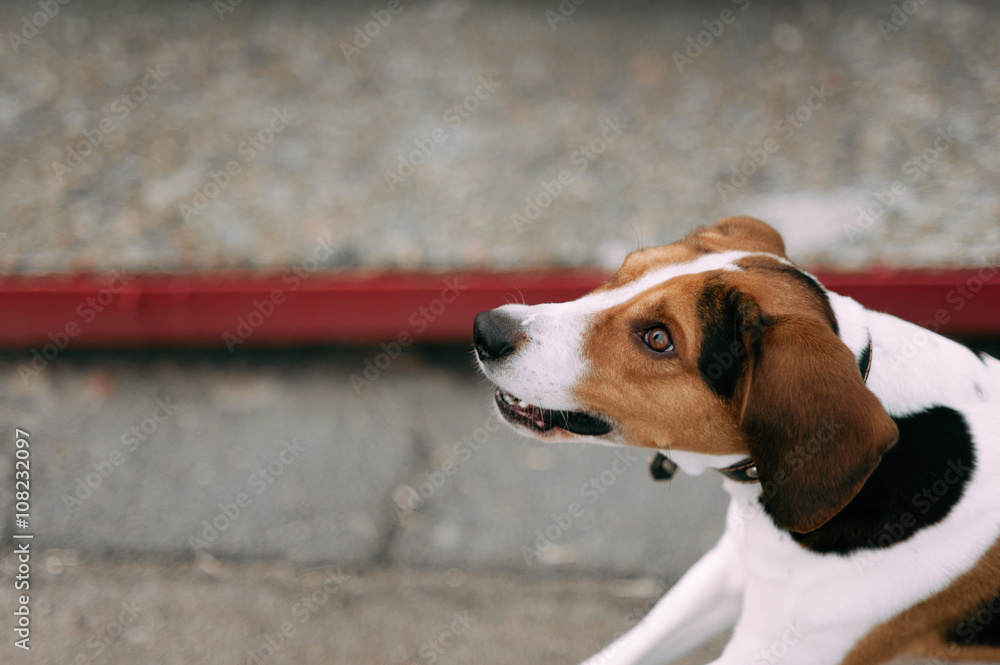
left=0, top=554, right=950, bottom=665
left=3, top=343, right=999, bottom=664
left=1, top=347, right=728, bottom=576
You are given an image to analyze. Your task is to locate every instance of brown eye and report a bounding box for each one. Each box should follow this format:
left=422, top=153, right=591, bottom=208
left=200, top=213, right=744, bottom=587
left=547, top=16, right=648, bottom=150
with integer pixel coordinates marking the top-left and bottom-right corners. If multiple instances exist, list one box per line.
left=644, top=327, right=674, bottom=353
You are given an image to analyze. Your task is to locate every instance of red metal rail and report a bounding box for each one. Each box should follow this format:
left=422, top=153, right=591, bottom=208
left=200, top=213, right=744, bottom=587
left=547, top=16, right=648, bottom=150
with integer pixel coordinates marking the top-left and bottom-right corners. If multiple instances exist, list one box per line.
left=0, top=267, right=996, bottom=351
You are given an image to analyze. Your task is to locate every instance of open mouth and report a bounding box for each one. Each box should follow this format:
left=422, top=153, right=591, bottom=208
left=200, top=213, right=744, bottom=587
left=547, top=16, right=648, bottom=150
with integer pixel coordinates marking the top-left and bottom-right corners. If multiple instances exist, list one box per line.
left=494, top=389, right=613, bottom=436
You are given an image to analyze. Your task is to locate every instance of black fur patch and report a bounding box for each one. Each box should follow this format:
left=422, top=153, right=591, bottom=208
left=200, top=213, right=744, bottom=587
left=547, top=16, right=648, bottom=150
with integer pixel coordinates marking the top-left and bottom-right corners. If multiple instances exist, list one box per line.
left=949, top=590, right=1000, bottom=647
left=697, top=263, right=841, bottom=399
left=778, top=266, right=839, bottom=336
left=697, top=280, right=749, bottom=400
left=857, top=338, right=872, bottom=379
left=792, top=406, right=975, bottom=554
left=736, top=258, right=839, bottom=336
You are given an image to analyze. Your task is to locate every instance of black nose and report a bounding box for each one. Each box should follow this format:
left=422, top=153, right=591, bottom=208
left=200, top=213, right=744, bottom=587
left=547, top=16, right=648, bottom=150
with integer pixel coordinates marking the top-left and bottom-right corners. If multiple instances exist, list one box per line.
left=473, top=310, right=521, bottom=361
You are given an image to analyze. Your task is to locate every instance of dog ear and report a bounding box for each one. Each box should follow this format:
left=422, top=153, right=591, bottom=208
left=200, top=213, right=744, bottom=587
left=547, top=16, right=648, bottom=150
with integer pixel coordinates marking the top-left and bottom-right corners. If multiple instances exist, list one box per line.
left=688, top=216, right=788, bottom=257
left=733, top=298, right=899, bottom=534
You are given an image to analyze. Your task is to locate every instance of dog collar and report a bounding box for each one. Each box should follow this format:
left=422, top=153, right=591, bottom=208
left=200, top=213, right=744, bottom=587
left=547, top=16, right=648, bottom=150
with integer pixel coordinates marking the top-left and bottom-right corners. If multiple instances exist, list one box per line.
left=650, top=333, right=874, bottom=483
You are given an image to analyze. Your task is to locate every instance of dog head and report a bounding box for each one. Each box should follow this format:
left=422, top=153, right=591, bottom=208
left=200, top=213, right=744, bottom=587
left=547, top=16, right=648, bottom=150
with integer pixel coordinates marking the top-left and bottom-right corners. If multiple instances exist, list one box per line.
left=473, top=217, right=898, bottom=533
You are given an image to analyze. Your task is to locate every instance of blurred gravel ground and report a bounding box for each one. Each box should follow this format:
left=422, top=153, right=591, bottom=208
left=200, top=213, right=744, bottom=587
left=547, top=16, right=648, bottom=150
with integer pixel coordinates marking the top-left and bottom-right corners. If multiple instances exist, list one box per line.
left=0, top=347, right=728, bottom=575
left=0, top=554, right=725, bottom=665
left=1, top=0, right=999, bottom=272
left=0, top=555, right=959, bottom=665
left=3, top=343, right=998, bottom=664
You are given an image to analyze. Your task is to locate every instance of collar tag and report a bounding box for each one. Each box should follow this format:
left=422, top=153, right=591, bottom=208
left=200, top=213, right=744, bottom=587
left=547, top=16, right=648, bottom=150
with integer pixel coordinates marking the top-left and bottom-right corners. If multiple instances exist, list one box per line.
left=649, top=452, right=677, bottom=481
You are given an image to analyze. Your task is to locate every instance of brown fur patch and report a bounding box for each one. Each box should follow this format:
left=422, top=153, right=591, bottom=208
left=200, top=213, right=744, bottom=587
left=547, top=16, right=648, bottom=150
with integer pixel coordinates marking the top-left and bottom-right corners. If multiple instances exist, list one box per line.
left=735, top=254, right=838, bottom=334
left=702, top=216, right=788, bottom=256
left=595, top=217, right=787, bottom=292
left=738, top=312, right=898, bottom=533
left=595, top=243, right=704, bottom=293
left=575, top=271, right=749, bottom=454
left=840, top=535, right=1000, bottom=665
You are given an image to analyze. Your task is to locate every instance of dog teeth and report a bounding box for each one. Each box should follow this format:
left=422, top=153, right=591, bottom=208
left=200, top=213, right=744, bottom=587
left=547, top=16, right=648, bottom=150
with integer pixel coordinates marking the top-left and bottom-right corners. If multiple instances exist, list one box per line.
left=496, top=389, right=538, bottom=412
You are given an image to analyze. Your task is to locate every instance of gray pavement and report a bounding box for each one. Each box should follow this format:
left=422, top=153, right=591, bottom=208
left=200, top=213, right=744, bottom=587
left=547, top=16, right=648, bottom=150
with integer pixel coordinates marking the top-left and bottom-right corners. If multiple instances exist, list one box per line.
left=0, top=346, right=733, bottom=663
left=1, top=0, right=999, bottom=273
left=2, top=348, right=728, bottom=576
left=0, top=554, right=730, bottom=665
left=3, top=344, right=998, bottom=664
left=0, top=554, right=952, bottom=665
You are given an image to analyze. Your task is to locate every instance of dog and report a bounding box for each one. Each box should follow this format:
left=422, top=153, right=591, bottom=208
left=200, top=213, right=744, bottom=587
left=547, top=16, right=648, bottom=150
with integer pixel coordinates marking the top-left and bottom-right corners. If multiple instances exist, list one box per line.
left=472, top=217, right=1000, bottom=665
